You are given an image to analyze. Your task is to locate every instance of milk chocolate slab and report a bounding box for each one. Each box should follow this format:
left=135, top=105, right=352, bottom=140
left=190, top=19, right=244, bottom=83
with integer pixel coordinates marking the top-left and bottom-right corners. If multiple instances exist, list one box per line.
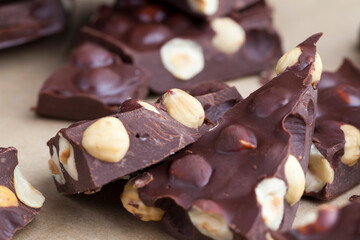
left=0, top=147, right=45, bottom=240
left=271, top=203, right=360, bottom=240
left=122, top=34, right=321, bottom=239
left=36, top=31, right=149, bottom=121
left=158, top=0, right=260, bottom=20
left=87, top=0, right=282, bottom=94
left=0, top=0, right=66, bottom=49
left=304, top=59, right=360, bottom=200
left=47, top=86, right=242, bottom=194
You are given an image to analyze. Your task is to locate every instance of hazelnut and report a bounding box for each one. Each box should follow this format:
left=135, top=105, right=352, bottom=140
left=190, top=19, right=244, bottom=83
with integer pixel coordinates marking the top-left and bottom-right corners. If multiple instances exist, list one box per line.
left=13, top=166, right=45, bottom=208
left=188, top=201, right=233, bottom=240
left=187, top=0, right=219, bottom=16
left=58, top=134, right=78, bottom=180
left=305, top=144, right=334, bottom=193
left=48, top=146, right=66, bottom=184
left=255, top=178, right=287, bottom=230
left=340, top=124, right=360, bottom=167
left=137, top=100, right=160, bottom=114
left=0, top=185, right=19, bottom=208
left=284, top=155, right=305, bottom=205
left=160, top=38, right=205, bottom=80
left=82, top=117, right=130, bottom=163
left=275, top=47, right=322, bottom=86
left=162, top=88, right=205, bottom=128
left=121, top=180, right=164, bottom=221
left=211, top=17, right=246, bottom=54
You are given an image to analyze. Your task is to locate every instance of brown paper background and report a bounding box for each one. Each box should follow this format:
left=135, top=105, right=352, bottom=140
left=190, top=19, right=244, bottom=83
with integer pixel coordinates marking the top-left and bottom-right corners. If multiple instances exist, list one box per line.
left=0, top=0, right=360, bottom=239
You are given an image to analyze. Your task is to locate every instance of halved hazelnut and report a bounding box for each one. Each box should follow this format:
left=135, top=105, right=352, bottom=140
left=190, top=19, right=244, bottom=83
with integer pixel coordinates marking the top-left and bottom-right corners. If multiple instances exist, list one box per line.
left=48, top=146, right=66, bottom=184
left=137, top=100, right=160, bottom=114
left=82, top=117, right=130, bottom=163
left=187, top=0, right=219, bottom=16
left=188, top=200, right=233, bottom=240
left=0, top=185, right=19, bottom=208
left=58, top=133, right=78, bottom=180
left=340, top=124, right=360, bottom=167
left=160, top=38, right=204, bottom=80
left=162, top=88, right=205, bottom=128
left=312, top=53, right=323, bottom=85
left=121, top=180, right=164, bottom=221
left=255, top=178, right=287, bottom=230
left=211, top=17, right=246, bottom=54
left=305, top=144, right=334, bottom=193
left=13, top=166, right=45, bottom=208
left=284, top=155, right=305, bottom=205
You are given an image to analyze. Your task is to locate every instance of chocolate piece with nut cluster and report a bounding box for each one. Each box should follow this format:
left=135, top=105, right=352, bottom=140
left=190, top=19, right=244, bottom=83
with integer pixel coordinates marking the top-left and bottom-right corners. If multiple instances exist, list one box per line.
left=304, top=59, right=360, bottom=200
left=271, top=203, right=360, bottom=240
left=87, top=0, right=282, bottom=94
left=158, top=0, right=260, bottom=20
left=0, top=147, right=45, bottom=240
left=47, top=84, right=242, bottom=194
left=0, top=0, right=66, bottom=50
left=121, top=34, right=322, bottom=239
left=36, top=29, right=149, bottom=121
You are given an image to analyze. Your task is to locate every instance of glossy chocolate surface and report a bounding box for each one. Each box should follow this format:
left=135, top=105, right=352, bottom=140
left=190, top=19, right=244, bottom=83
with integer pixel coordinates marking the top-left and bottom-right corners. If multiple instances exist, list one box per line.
left=47, top=85, right=241, bottom=194
left=0, top=147, right=41, bottom=240
left=135, top=34, right=321, bottom=239
left=36, top=34, right=149, bottom=121
left=0, top=0, right=66, bottom=49
left=306, top=59, right=360, bottom=200
left=272, top=203, right=360, bottom=240
left=87, top=0, right=282, bottom=94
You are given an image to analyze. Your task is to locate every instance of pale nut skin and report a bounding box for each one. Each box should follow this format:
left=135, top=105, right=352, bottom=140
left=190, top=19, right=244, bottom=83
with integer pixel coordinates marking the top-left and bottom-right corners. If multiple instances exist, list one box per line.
left=137, top=101, right=160, bottom=114
left=121, top=181, right=164, bottom=222
left=187, top=0, right=219, bottom=16
left=58, top=133, right=78, bottom=180
left=305, top=144, right=334, bottom=193
left=160, top=38, right=205, bottom=80
left=275, top=47, right=322, bottom=86
left=188, top=205, right=233, bottom=240
left=340, top=124, right=360, bottom=167
left=82, top=117, right=130, bottom=164
left=284, top=155, right=305, bottom=206
left=255, top=178, right=287, bottom=231
left=48, top=146, right=66, bottom=184
left=162, top=88, right=205, bottom=129
left=211, top=17, right=246, bottom=54
left=0, top=186, right=19, bottom=208
left=13, top=166, right=45, bottom=208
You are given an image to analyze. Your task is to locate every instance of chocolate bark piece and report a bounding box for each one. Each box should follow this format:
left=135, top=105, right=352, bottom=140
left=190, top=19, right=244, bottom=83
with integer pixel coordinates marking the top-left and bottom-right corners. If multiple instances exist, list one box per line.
left=0, top=147, right=45, bottom=240
left=157, top=0, right=260, bottom=20
left=304, top=59, right=360, bottom=200
left=271, top=203, right=360, bottom=240
left=36, top=32, right=149, bottom=121
left=121, top=34, right=321, bottom=239
left=0, top=0, right=66, bottom=50
left=86, top=0, right=282, bottom=94
left=47, top=86, right=242, bottom=194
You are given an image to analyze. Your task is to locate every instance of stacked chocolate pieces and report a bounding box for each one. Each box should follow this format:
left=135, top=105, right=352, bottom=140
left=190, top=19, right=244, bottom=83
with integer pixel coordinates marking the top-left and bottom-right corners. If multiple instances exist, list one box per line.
left=0, top=147, right=45, bottom=240
left=0, top=0, right=66, bottom=49
left=305, top=59, right=360, bottom=200
left=89, top=0, right=282, bottom=94
left=120, top=34, right=322, bottom=239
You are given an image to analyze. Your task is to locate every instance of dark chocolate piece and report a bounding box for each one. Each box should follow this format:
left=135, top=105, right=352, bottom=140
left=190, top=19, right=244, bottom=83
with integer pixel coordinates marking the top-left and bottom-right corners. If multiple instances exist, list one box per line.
left=0, top=0, right=66, bottom=49
left=0, top=147, right=45, bottom=240
left=36, top=31, right=149, bottom=121
left=121, top=34, right=321, bottom=239
left=271, top=203, right=360, bottom=240
left=47, top=86, right=241, bottom=194
left=304, top=59, right=360, bottom=200
left=86, top=0, right=282, bottom=94
left=157, top=0, right=260, bottom=20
